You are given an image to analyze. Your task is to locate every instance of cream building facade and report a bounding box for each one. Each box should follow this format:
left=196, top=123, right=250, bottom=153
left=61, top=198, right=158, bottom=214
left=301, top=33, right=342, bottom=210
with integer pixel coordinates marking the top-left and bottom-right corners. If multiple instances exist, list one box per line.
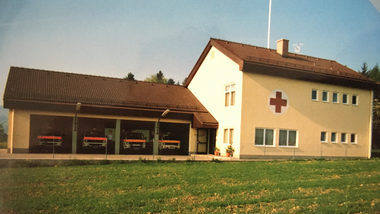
left=4, top=38, right=378, bottom=159
left=185, top=38, right=378, bottom=159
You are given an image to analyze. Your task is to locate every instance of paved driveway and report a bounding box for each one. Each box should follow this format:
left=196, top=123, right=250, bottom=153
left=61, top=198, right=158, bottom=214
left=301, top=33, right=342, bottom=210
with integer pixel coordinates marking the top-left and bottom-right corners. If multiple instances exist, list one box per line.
left=0, top=149, right=239, bottom=161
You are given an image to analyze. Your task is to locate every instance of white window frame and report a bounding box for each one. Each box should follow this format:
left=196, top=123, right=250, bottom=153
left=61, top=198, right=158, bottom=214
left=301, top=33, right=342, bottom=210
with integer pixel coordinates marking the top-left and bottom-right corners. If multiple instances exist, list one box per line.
left=223, top=128, right=234, bottom=145
left=342, top=93, right=349, bottom=104
left=321, top=131, right=328, bottom=143
left=322, top=91, right=329, bottom=102
left=332, top=92, right=339, bottom=103
left=331, top=132, right=337, bottom=143
left=341, top=133, right=347, bottom=143
left=254, top=128, right=275, bottom=147
left=311, top=89, right=318, bottom=101
left=224, top=83, right=236, bottom=107
left=279, top=129, right=297, bottom=147
left=350, top=133, right=357, bottom=144
left=352, top=95, right=358, bottom=106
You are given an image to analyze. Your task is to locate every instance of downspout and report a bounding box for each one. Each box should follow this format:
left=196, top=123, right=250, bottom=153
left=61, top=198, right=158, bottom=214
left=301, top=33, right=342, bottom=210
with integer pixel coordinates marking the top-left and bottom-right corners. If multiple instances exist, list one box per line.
left=8, top=109, right=14, bottom=154
left=369, top=90, right=374, bottom=159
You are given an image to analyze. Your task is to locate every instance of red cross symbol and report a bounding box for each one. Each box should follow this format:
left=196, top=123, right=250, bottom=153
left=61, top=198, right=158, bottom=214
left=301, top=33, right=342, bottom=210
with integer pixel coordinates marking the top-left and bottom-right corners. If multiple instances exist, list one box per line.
left=270, top=91, right=287, bottom=113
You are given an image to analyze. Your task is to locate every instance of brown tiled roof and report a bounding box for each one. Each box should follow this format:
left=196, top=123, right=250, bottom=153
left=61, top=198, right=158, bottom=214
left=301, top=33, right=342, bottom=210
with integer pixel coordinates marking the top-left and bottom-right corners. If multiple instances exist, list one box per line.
left=185, top=38, right=379, bottom=90
left=3, top=67, right=210, bottom=113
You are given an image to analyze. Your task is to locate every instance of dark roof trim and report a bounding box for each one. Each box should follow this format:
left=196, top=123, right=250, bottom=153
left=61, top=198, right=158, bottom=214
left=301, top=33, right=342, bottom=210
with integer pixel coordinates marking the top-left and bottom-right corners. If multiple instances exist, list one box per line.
left=192, top=112, right=218, bottom=129
left=242, top=61, right=380, bottom=90
left=185, top=38, right=379, bottom=90
left=4, top=99, right=197, bottom=120
left=184, top=40, right=212, bottom=87
left=4, top=99, right=205, bottom=115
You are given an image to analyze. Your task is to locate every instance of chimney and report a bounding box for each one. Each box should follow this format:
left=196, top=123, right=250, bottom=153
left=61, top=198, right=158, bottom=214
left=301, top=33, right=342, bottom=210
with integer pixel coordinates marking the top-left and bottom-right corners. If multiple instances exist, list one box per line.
left=276, top=39, right=289, bottom=56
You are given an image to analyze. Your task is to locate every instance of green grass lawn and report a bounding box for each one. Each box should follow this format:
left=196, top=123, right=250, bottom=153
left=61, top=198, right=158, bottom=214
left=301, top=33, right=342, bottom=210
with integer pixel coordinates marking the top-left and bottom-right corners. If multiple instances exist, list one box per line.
left=0, top=159, right=380, bottom=214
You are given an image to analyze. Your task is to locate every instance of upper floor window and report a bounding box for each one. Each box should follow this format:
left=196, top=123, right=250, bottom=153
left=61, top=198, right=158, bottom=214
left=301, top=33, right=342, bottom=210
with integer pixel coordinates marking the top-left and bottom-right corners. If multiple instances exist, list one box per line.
left=352, top=95, right=358, bottom=105
left=350, top=133, right=357, bottom=144
left=225, top=83, right=236, bottom=107
left=311, top=89, right=318, bottom=101
left=321, top=131, right=327, bottom=142
left=333, top=92, right=338, bottom=103
left=322, top=91, right=329, bottom=102
left=342, top=94, right=348, bottom=104
left=331, top=132, right=337, bottom=143
left=341, top=133, right=347, bottom=143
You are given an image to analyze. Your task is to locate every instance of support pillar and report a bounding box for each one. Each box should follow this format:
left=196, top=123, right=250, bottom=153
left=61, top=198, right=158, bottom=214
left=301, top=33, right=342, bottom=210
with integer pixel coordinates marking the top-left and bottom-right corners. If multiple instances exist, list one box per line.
left=115, top=119, right=121, bottom=154
left=153, top=121, right=159, bottom=155
left=72, top=117, right=77, bottom=154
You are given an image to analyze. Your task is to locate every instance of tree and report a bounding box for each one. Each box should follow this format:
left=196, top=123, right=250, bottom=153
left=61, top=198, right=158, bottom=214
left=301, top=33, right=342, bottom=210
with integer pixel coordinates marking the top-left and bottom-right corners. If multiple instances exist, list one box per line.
left=362, top=62, right=380, bottom=148
left=144, top=70, right=168, bottom=84
left=167, top=78, right=175, bottom=85
left=123, top=72, right=135, bottom=81
left=368, top=63, right=380, bottom=83
left=181, top=77, right=188, bottom=86
left=0, top=121, right=7, bottom=143
left=360, top=62, right=369, bottom=77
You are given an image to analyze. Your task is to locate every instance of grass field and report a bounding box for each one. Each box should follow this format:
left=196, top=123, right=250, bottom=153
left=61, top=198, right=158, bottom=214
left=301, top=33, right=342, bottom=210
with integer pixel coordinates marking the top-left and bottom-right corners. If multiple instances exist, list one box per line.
left=0, top=159, right=380, bottom=214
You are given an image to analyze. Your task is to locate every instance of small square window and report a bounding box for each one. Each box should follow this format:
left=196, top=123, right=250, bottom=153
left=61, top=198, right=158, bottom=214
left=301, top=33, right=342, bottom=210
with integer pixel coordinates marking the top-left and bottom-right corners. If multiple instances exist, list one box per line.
left=312, top=90, right=318, bottom=101
left=331, top=132, right=337, bottom=143
left=350, top=133, right=356, bottom=144
left=343, top=94, right=348, bottom=104
left=352, top=95, right=358, bottom=105
left=341, top=133, right=347, bottom=143
left=321, top=132, right=327, bottom=142
left=333, top=92, right=338, bottom=103
left=322, top=91, right=329, bottom=102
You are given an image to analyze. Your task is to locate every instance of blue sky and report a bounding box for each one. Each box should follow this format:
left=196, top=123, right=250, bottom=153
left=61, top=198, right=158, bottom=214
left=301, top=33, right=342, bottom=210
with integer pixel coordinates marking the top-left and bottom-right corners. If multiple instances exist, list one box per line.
left=0, top=0, right=379, bottom=99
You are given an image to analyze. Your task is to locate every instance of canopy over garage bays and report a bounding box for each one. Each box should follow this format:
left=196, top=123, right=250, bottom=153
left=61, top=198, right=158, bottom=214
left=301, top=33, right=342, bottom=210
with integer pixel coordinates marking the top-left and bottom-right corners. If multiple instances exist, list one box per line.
left=3, top=67, right=218, bottom=155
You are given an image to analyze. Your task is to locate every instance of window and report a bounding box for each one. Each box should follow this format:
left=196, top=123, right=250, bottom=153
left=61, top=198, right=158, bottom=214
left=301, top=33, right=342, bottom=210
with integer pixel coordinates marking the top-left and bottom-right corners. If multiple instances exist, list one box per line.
left=279, top=130, right=297, bottom=147
left=321, top=131, right=327, bottom=142
left=352, top=95, right=358, bottom=105
left=343, top=94, right=348, bottom=104
left=225, top=83, right=236, bottom=107
left=331, top=132, right=337, bottom=143
left=224, top=128, right=234, bottom=144
left=255, top=128, right=274, bottom=146
left=350, top=133, right=356, bottom=144
left=333, top=92, right=338, bottom=103
left=311, top=90, right=318, bottom=101
left=322, top=91, right=329, bottom=102
left=341, top=133, right=347, bottom=143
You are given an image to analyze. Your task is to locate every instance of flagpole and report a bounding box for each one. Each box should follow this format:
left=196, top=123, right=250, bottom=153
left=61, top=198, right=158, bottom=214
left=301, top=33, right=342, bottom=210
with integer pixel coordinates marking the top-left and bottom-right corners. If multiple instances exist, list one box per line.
left=267, top=0, right=272, bottom=49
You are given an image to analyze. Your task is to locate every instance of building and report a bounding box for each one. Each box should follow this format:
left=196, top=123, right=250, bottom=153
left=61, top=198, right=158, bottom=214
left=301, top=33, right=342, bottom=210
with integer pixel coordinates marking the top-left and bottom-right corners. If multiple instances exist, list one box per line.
left=184, top=38, right=379, bottom=159
left=3, top=38, right=379, bottom=158
left=3, top=67, right=217, bottom=155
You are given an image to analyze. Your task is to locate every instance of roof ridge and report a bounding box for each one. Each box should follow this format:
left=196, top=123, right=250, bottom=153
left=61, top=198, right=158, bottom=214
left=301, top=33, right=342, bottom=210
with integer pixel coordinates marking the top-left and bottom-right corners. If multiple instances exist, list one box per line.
left=10, top=66, right=186, bottom=88
left=210, top=38, right=337, bottom=63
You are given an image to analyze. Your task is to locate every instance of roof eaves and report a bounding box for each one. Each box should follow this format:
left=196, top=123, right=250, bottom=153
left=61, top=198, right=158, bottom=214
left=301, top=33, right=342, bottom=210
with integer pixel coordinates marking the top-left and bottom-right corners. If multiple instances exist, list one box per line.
left=184, top=38, right=244, bottom=87
left=242, top=61, right=380, bottom=90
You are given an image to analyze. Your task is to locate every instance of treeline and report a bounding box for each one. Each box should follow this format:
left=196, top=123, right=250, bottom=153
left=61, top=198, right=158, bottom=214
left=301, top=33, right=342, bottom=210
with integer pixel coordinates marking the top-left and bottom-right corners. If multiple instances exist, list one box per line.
left=123, top=71, right=187, bottom=86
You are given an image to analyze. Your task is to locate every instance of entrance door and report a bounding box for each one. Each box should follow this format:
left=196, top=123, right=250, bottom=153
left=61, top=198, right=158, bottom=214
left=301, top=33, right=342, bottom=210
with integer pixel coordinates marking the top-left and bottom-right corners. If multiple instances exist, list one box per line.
left=197, top=129, right=216, bottom=154
left=197, top=129, right=208, bottom=154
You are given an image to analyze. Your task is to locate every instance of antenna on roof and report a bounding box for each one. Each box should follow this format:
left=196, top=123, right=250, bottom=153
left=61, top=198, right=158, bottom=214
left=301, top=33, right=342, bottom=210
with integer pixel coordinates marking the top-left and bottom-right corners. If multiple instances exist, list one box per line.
left=267, top=0, right=272, bottom=49
left=293, top=43, right=304, bottom=54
